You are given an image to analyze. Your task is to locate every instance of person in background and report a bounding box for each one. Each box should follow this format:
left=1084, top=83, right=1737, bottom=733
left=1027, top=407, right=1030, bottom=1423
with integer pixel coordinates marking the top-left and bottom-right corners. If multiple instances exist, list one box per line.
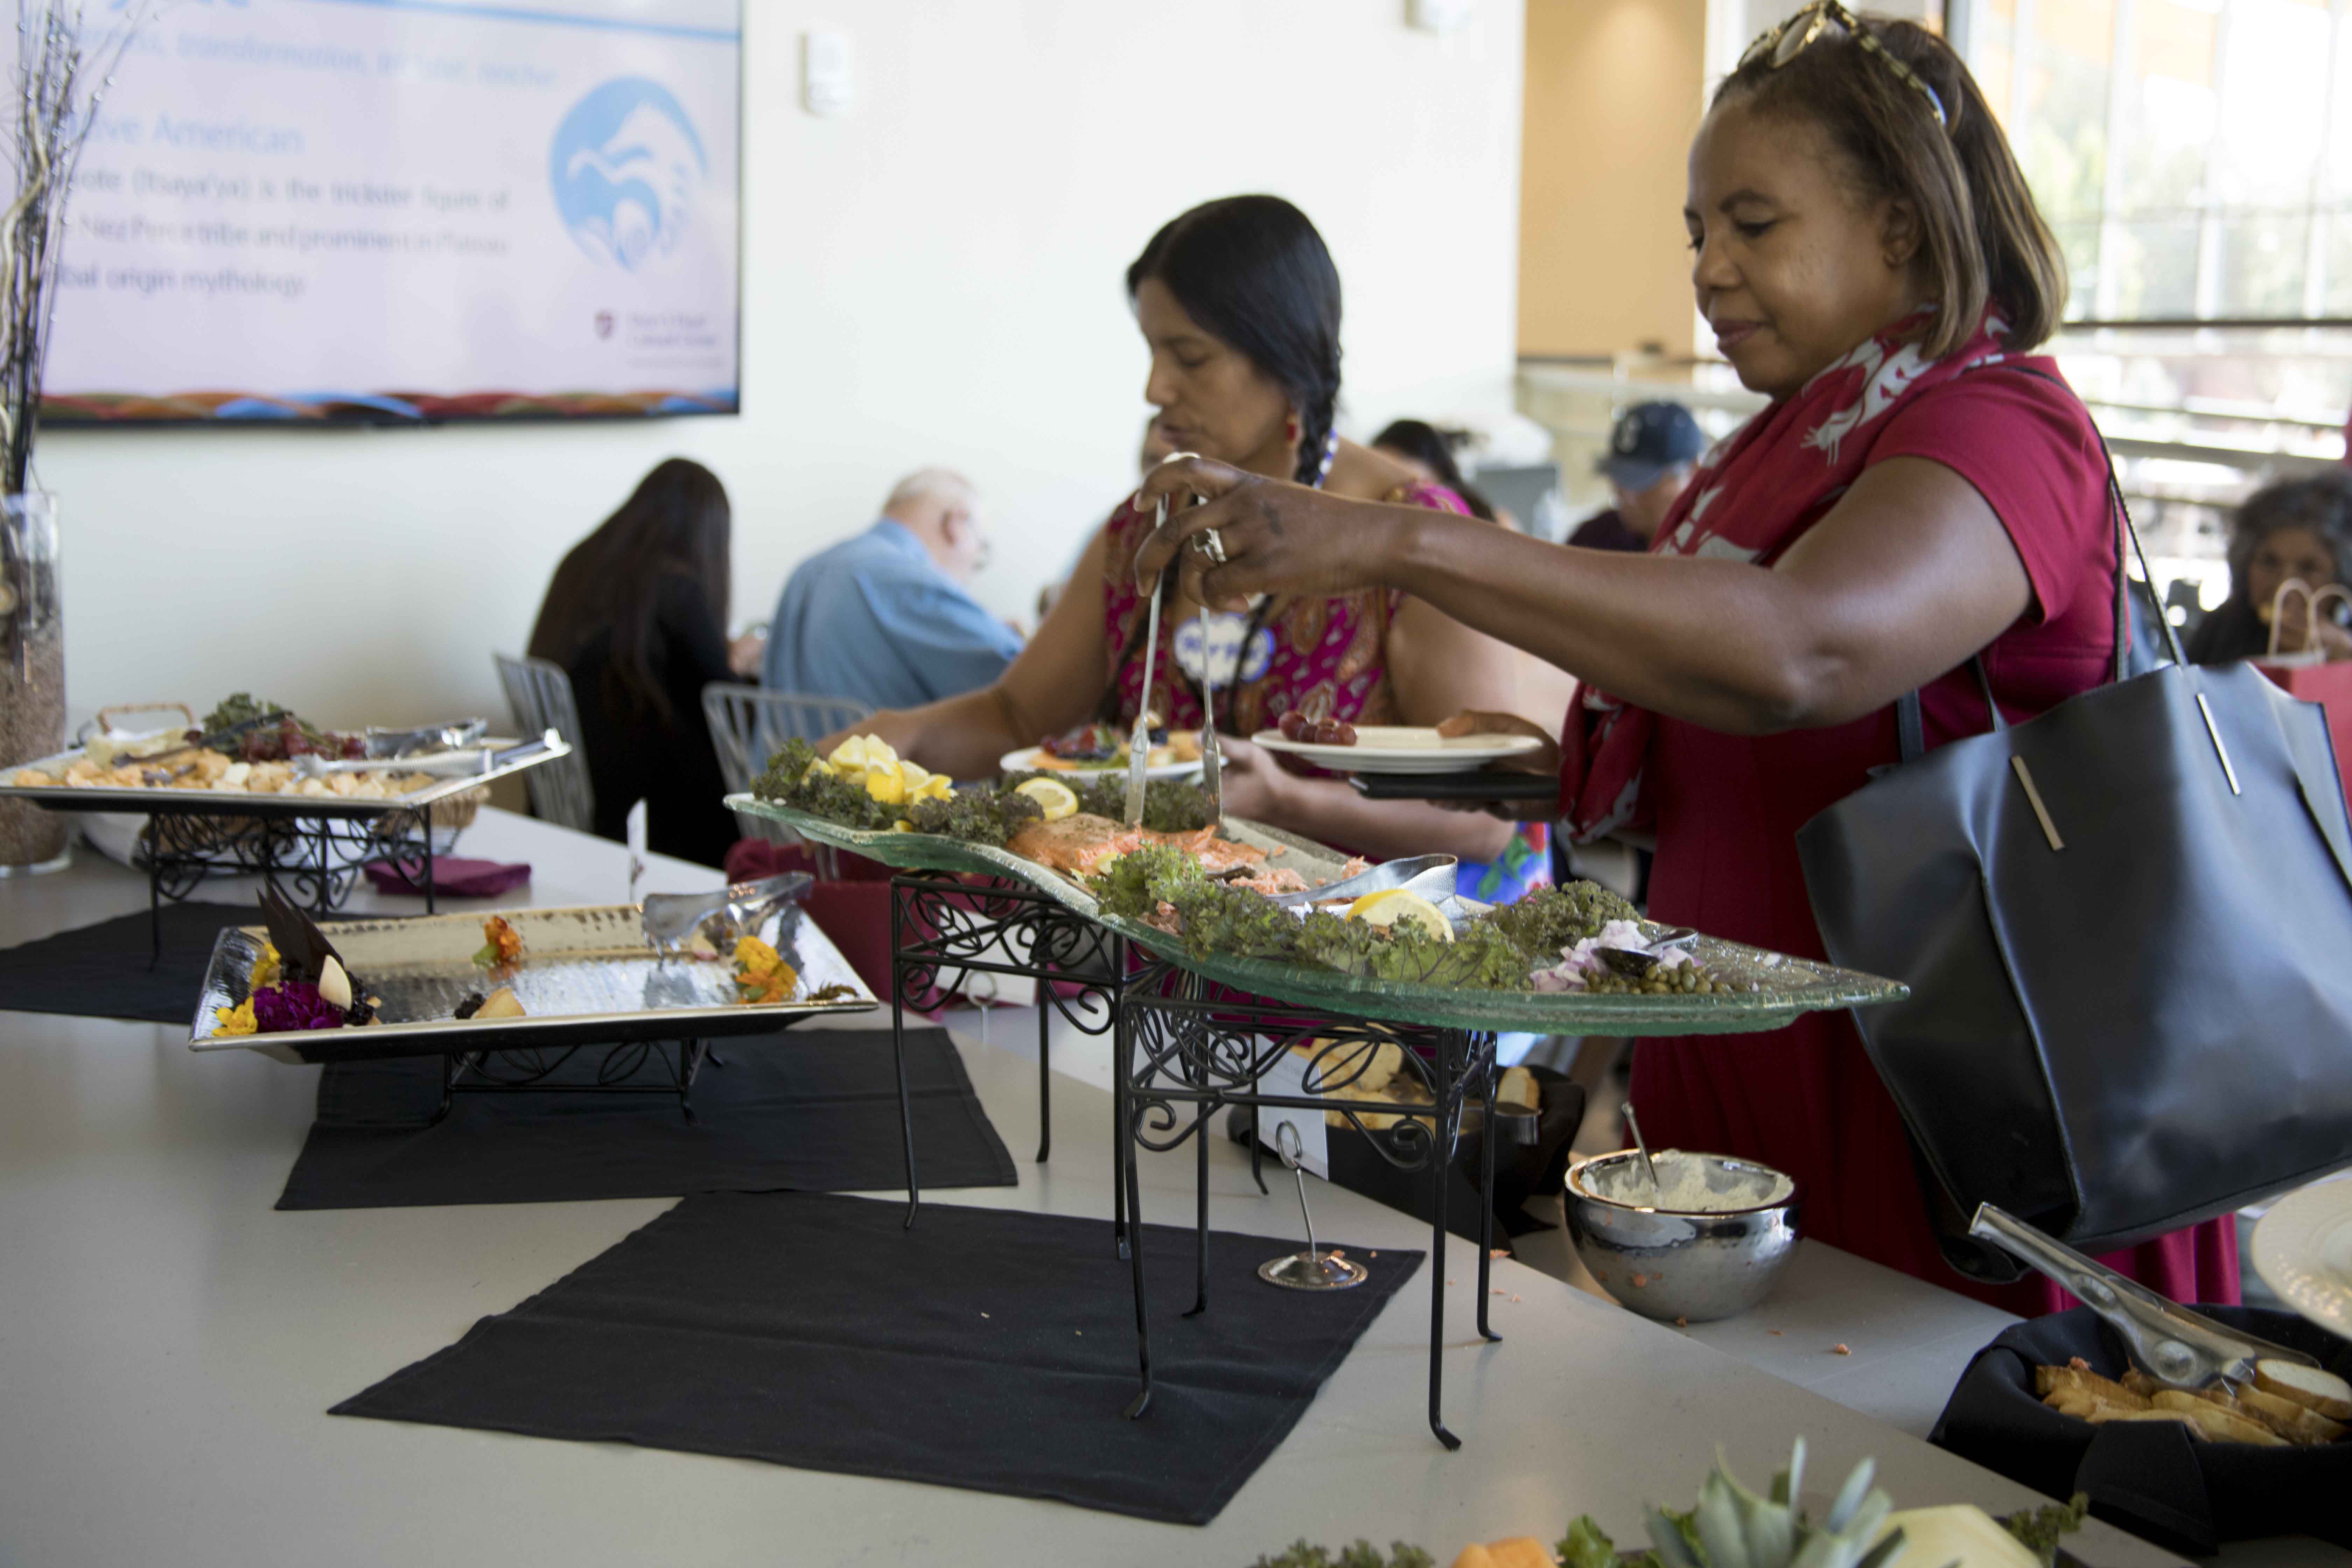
left=2184, top=469, right=2352, bottom=665
left=764, top=469, right=1023, bottom=709
left=1569, top=400, right=1705, bottom=553
left=527, top=457, right=749, bottom=867
left=1370, top=419, right=1503, bottom=523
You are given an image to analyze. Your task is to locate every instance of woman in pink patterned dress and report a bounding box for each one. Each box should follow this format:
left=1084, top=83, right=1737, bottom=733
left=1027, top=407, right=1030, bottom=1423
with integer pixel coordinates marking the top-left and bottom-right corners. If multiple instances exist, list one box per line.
left=833, top=196, right=1534, bottom=874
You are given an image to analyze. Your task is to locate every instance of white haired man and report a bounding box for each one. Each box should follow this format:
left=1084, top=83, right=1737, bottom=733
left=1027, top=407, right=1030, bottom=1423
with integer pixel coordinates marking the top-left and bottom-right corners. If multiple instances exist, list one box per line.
left=762, top=469, right=1022, bottom=709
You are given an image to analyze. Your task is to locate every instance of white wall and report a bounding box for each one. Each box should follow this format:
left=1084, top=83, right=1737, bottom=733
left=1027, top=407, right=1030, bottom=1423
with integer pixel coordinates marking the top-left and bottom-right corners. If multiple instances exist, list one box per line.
left=42, top=0, right=1524, bottom=730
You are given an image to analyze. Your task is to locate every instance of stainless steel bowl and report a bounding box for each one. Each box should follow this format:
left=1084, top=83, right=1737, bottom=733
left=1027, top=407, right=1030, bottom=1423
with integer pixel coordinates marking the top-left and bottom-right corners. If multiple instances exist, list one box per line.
left=1564, top=1149, right=1802, bottom=1323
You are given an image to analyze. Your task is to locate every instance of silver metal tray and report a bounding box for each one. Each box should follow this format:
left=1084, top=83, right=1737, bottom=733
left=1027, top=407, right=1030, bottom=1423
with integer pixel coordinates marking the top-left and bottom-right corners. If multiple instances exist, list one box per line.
left=0, top=734, right=570, bottom=819
left=189, top=901, right=877, bottom=1064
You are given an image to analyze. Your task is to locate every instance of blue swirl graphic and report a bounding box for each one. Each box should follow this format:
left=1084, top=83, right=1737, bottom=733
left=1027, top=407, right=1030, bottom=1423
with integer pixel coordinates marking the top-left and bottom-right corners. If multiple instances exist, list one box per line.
left=549, top=77, right=707, bottom=271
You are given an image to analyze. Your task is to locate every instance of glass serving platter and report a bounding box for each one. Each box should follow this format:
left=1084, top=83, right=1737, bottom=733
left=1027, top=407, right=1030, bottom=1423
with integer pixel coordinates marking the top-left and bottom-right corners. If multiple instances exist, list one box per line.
left=190, top=900, right=876, bottom=1065
left=728, top=797, right=1906, bottom=1036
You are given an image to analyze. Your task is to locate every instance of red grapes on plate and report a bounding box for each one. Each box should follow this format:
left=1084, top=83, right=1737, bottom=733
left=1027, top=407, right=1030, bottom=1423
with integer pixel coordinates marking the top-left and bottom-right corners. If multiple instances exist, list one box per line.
left=1276, top=712, right=1356, bottom=746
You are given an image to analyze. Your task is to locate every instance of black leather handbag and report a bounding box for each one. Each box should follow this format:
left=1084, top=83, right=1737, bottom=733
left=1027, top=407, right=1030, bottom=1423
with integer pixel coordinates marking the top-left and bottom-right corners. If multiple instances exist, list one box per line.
left=1795, top=429, right=2352, bottom=1280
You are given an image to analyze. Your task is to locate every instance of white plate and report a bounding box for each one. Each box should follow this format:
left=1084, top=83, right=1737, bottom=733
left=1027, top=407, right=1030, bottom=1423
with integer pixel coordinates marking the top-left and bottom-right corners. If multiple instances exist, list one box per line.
left=1251, top=725, right=1547, bottom=775
left=2252, top=1175, right=2352, bottom=1340
left=998, top=746, right=1202, bottom=782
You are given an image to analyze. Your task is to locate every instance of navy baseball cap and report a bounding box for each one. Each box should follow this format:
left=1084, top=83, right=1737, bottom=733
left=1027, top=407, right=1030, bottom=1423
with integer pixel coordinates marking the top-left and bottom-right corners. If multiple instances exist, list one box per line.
left=1597, top=401, right=1704, bottom=490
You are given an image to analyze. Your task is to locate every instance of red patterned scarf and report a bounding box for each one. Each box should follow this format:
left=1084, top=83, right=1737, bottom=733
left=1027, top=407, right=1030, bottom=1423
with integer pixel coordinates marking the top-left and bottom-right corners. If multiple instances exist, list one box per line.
left=1561, top=307, right=2015, bottom=841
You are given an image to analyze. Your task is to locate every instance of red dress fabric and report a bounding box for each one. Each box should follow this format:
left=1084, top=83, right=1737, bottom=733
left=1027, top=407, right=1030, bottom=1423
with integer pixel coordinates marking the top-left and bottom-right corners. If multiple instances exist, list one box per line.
left=1621, top=358, right=2240, bottom=1315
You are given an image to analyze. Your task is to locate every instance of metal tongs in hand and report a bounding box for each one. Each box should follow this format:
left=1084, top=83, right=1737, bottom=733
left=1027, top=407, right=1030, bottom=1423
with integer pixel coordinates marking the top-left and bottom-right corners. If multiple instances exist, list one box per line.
left=1196, top=597, right=1224, bottom=820
left=1126, top=495, right=1172, bottom=827
left=1970, top=1203, right=2319, bottom=1390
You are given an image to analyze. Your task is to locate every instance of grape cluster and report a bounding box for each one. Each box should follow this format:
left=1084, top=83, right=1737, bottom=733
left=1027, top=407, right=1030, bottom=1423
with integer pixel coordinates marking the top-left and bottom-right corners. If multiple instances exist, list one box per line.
left=1276, top=710, right=1358, bottom=746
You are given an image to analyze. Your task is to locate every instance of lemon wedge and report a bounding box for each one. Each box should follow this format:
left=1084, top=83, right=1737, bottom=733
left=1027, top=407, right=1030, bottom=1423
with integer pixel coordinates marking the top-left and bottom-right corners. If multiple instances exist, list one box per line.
left=863, top=759, right=907, bottom=806
left=910, top=773, right=953, bottom=803
left=830, top=734, right=898, bottom=774
left=1344, top=888, right=1454, bottom=943
left=1014, top=777, right=1080, bottom=821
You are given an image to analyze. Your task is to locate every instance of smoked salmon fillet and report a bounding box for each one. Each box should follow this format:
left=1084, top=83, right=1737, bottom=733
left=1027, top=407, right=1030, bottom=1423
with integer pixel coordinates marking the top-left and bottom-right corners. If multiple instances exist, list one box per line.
left=1005, top=814, right=1269, bottom=878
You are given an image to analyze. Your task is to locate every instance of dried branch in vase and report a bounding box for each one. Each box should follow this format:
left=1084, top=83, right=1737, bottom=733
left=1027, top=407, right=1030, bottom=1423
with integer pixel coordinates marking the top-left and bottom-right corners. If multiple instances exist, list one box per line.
left=0, top=1, right=156, bottom=494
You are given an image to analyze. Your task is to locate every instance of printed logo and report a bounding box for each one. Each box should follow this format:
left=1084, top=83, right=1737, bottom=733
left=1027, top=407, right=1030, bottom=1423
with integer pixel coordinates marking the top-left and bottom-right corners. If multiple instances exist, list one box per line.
left=1174, top=615, right=1273, bottom=686
left=550, top=77, right=707, bottom=271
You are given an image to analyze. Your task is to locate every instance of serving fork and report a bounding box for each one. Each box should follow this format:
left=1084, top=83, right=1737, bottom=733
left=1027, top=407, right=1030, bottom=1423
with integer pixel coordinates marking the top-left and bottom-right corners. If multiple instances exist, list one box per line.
left=1125, top=496, right=1169, bottom=827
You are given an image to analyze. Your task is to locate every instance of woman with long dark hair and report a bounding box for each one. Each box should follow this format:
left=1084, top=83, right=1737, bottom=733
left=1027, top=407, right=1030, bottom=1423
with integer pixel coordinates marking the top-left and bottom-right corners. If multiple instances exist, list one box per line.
left=830, top=196, right=1538, bottom=887
left=528, top=457, right=744, bottom=866
left=1136, top=10, right=2237, bottom=1313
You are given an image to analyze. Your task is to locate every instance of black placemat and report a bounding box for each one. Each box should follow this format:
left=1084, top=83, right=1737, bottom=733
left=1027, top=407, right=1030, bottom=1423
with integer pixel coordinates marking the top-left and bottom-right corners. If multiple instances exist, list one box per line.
left=1931, top=1304, right=2352, bottom=1554
left=276, top=1027, right=1016, bottom=1210
left=333, top=1191, right=1419, bottom=1524
left=0, top=901, right=254, bottom=1024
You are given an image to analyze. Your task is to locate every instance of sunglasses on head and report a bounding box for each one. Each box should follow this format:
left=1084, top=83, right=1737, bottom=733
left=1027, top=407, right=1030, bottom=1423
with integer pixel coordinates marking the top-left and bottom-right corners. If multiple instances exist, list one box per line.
left=1740, top=1, right=1948, bottom=130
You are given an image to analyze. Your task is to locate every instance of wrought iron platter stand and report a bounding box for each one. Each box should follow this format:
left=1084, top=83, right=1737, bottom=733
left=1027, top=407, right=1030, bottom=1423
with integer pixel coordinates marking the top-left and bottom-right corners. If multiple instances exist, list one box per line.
left=0, top=737, right=570, bottom=955
left=725, top=795, right=1905, bottom=1446
left=189, top=896, right=878, bottom=1123
left=727, top=796, right=1326, bottom=1245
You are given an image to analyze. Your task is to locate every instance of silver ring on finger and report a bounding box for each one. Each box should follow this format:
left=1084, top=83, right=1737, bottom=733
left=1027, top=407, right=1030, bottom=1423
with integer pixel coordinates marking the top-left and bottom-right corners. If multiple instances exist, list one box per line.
left=1198, top=527, right=1227, bottom=565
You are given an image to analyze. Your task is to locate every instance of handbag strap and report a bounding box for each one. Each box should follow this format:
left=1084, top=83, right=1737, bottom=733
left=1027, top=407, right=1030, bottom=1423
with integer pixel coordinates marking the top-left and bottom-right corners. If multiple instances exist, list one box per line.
left=1892, top=363, right=2184, bottom=764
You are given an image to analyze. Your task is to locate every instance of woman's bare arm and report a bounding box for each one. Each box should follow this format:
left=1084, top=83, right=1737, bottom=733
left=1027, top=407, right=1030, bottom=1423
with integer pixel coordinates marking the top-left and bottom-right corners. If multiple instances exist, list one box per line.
left=1135, top=456, right=2033, bottom=735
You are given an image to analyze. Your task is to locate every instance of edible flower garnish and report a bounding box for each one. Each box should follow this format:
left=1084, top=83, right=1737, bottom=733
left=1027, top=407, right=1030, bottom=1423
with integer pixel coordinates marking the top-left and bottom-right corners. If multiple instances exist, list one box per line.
left=213, top=998, right=258, bottom=1036
left=472, top=915, right=523, bottom=975
left=733, top=936, right=796, bottom=1004
left=249, top=941, right=282, bottom=990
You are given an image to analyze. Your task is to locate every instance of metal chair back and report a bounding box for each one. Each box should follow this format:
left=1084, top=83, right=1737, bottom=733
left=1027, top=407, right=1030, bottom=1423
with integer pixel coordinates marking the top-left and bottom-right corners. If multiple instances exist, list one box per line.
left=702, top=684, right=873, bottom=846
left=493, top=653, right=596, bottom=832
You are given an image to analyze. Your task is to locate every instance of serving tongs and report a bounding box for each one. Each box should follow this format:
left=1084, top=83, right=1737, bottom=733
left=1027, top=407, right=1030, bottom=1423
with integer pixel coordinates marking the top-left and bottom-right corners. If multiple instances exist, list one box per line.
left=1971, top=1203, right=2320, bottom=1390
left=1268, top=852, right=1459, bottom=908
left=289, top=730, right=560, bottom=782
left=1126, top=495, right=1172, bottom=827
left=1196, top=601, right=1224, bottom=820
left=132, top=707, right=291, bottom=771
left=642, top=871, right=814, bottom=959
left=363, top=718, right=489, bottom=759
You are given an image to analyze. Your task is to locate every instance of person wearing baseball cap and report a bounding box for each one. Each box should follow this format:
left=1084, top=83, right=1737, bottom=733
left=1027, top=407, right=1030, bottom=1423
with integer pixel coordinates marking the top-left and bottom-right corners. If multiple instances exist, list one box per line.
left=1569, top=400, right=1704, bottom=553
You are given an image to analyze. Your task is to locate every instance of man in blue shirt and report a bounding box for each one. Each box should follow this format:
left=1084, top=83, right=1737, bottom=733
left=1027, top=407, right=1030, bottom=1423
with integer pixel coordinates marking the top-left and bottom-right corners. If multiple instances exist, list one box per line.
left=763, top=469, right=1024, bottom=708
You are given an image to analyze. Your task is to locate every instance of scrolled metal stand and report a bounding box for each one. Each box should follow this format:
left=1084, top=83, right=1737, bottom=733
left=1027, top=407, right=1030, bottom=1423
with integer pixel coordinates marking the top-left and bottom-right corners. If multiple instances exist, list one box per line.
left=431, top=1037, right=717, bottom=1124
left=139, top=802, right=439, bottom=964
left=888, top=872, right=1127, bottom=1241
left=1114, top=957, right=1503, bottom=1448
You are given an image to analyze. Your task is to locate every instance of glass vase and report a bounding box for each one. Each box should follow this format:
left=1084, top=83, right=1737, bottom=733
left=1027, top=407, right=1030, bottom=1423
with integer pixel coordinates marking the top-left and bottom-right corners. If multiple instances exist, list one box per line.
left=0, top=491, right=70, bottom=875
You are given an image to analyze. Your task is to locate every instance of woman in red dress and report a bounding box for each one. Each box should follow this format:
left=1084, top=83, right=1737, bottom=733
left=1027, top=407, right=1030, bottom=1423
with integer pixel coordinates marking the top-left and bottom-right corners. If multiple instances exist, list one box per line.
left=1131, top=8, right=2236, bottom=1314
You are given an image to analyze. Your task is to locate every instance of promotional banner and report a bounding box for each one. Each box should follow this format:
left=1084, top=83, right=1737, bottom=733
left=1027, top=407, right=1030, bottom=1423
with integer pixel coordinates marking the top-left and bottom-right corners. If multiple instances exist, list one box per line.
left=48, top=0, right=741, bottom=422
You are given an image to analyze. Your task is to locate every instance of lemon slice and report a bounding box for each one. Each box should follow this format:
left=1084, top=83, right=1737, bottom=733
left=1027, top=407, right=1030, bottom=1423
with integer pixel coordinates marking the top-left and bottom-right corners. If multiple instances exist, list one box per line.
left=863, top=759, right=907, bottom=806
left=830, top=734, right=898, bottom=773
left=1014, top=777, right=1079, bottom=821
left=910, top=772, right=952, bottom=803
left=1344, top=888, right=1454, bottom=943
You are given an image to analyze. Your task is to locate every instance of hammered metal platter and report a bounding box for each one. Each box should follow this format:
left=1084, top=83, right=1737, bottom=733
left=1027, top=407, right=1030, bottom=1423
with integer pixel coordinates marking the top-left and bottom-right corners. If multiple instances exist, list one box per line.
left=727, top=796, right=1905, bottom=1036
left=190, top=901, right=876, bottom=1065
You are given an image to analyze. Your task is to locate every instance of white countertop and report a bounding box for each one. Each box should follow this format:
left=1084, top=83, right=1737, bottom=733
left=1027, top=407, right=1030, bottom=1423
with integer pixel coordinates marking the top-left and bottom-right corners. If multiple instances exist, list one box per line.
left=0, top=810, right=2300, bottom=1567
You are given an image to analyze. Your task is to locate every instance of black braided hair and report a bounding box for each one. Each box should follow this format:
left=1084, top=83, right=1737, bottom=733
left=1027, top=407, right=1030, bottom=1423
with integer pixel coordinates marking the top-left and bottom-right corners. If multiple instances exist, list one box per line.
left=1126, top=195, right=1342, bottom=486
